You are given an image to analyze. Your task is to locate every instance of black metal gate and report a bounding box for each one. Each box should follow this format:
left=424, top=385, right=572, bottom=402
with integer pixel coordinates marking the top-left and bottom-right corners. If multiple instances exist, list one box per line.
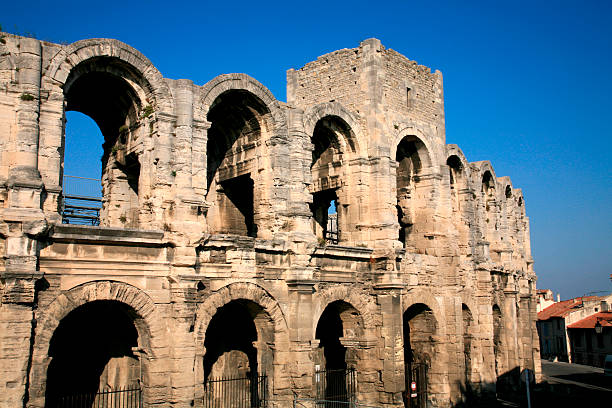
left=404, top=363, right=428, bottom=408
left=203, top=373, right=268, bottom=408
left=314, top=368, right=356, bottom=407
left=48, top=386, right=142, bottom=408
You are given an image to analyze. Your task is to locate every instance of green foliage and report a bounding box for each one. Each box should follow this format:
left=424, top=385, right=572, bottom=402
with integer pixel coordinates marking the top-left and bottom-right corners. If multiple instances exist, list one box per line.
left=171, top=170, right=177, bottom=177
left=20, top=93, right=34, bottom=101
left=119, top=215, right=127, bottom=224
left=141, top=105, right=154, bottom=118
left=317, top=237, right=326, bottom=247
left=111, top=143, right=125, bottom=153
left=119, top=125, right=129, bottom=133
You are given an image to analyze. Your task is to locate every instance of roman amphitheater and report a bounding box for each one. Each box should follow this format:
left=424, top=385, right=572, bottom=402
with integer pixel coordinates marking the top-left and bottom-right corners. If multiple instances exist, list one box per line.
left=0, top=33, right=540, bottom=407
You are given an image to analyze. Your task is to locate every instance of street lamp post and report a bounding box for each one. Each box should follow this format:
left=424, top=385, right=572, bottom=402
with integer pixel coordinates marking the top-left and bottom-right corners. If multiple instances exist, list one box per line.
left=594, top=319, right=603, bottom=335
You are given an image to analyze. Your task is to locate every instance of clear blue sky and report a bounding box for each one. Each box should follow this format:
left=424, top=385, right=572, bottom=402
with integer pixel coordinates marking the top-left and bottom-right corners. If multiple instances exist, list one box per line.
left=3, top=0, right=611, bottom=299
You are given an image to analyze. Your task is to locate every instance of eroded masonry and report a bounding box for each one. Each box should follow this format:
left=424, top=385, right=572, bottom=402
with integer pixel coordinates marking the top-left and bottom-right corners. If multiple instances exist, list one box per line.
left=0, top=34, right=540, bottom=407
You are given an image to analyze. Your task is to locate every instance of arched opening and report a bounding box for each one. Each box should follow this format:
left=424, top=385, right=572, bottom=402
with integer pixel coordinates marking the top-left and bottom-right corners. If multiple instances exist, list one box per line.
left=206, top=90, right=271, bottom=237
left=396, top=136, right=429, bottom=248
left=315, top=301, right=361, bottom=404
left=62, top=57, right=151, bottom=228
left=446, top=155, right=463, bottom=212
left=203, top=301, right=259, bottom=380
left=403, top=303, right=436, bottom=408
left=202, top=299, right=272, bottom=406
left=482, top=171, right=495, bottom=197
left=310, top=116, right=356, bottom=245
left=45, top=300, right=144, bottom=406
left=505, top=185, right=512, bottom=199
left=492, top=304, right=503, bottom=384
left=462, top=304, right=475, bottom=399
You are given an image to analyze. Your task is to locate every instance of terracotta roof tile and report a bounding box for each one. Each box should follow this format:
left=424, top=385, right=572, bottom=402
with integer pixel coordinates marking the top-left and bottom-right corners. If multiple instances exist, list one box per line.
left=567, top=311, right=612, bottom=329
left=537, top=296, right=602, bottom=321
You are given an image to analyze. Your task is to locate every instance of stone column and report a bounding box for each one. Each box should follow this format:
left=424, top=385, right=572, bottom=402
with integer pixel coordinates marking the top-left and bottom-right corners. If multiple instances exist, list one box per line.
left=376, top=285, right=404, bottom=407
left=287, top=276, right=315, bottom=399
left=10, top=38, right=42, bottom=193
left=0, top=273, right=42, bottom=406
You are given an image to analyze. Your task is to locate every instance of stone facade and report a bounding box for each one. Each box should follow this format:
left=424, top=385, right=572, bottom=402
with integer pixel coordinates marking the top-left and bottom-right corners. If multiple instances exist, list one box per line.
left=0, top=33, right=540, bottom=407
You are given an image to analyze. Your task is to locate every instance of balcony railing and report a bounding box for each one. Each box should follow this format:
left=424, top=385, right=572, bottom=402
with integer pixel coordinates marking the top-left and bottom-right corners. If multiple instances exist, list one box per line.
left=61, top=175, right=102, bottom=226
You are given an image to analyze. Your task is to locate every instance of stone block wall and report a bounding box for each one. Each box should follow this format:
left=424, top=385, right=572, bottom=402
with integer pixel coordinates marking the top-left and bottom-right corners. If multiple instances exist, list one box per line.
left=0, top=33, right=540, bottom=407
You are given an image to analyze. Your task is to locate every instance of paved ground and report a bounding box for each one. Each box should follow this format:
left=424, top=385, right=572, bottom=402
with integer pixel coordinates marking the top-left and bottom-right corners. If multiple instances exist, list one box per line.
left=541, top=360, right=612, bottom=391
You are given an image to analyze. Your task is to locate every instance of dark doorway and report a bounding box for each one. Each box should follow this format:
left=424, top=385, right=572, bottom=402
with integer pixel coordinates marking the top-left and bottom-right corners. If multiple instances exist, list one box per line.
left=315, top=301, right=359, bottom=406
left=403, top=304, right=435, bottom=408
left=45, top=301, right=141, bottom=407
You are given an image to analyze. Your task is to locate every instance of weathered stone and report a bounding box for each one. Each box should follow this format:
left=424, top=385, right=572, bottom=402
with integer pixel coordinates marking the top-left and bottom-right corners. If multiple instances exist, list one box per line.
left=0, top=33, right=540, bottom=408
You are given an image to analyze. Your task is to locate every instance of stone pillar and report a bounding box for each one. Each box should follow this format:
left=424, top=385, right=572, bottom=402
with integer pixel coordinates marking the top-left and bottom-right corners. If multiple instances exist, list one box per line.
left=376, top=285, right=404, bottom=407
left=287, top=276, right=315, bottom=399
left=10, top=38, right=42, bottom=192
left=0, top=273, right=42, bottom=406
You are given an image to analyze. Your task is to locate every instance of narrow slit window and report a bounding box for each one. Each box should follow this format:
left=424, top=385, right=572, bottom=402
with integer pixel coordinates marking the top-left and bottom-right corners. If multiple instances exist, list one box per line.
left=406, top=87, right=412, bottom=109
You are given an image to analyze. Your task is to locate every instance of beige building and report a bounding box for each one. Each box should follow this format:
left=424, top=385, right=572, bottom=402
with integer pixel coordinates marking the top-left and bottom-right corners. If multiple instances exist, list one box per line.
left=537, top=293, right=612, bottom=364
left=0, top=33, right=540, bottom=407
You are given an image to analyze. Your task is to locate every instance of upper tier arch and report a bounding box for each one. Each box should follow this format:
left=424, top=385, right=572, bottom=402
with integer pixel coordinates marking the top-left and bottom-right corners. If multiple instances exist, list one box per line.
left=201, top=73, right=286, bottom=131
left=44, top=38, right=174, bottom=114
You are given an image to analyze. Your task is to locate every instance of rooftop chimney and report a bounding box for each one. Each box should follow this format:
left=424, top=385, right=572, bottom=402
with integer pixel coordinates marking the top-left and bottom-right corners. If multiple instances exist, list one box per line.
left=557, top=294, right=561, bottom=302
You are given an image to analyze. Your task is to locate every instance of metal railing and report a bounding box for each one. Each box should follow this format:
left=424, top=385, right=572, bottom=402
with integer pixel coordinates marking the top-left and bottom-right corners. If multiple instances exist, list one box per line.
left=325, top=214, right=339, bottom=245
left=61, top=175, right=102, bottom=226
left=203, top=373, right=268, bottom=408
left=49, top=385, right=142, bottom=408
left=314, top=368, right=356, bottom=408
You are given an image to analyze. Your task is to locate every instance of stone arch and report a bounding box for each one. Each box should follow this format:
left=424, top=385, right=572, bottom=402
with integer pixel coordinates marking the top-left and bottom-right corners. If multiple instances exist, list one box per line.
left=402, top=290, right=448, bottom=407
left=402, top=289, right=445, bottom=334
left=193, top=282, right=291, bottom=403
left=392, top=123, right=436, bottom=170
left=472, top=161, right=498, bottom=194
left=445, top=144, right=470, bottom=174
left=303, top=102, right=364, bottom=157
left=306, top=108, right=362, bottom=244
left=314, top=285, right=379, bottom=332
left=28, top=280, right=166, bottom=408
left=445, top=146, right=470, bottom=192
left=201, top=73, right=285, bottom=131
left=39, top=39, right=175, bottom=228
left=44, top=38, right=174, bottom=113
left=313, top=286, right=380, bottom=405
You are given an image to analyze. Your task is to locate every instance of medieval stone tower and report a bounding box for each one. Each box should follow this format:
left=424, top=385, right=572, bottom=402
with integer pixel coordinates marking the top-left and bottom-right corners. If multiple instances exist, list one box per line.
left=0, top=33, right=540, bottom=407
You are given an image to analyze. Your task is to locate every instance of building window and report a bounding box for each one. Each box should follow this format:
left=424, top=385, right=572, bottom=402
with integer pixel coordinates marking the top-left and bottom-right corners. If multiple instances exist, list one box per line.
left=406, top=87, right=412, bottom=109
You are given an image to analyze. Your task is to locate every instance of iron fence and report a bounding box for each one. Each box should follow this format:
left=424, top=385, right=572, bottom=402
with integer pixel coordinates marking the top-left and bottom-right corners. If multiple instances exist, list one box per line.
left=293, top=399, right=379, bottom=408
left=49, top=385, right=142, bottom=408
left=314, top=368, right=356, bottom=408
left=203, top=373, right=268, bottom=408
